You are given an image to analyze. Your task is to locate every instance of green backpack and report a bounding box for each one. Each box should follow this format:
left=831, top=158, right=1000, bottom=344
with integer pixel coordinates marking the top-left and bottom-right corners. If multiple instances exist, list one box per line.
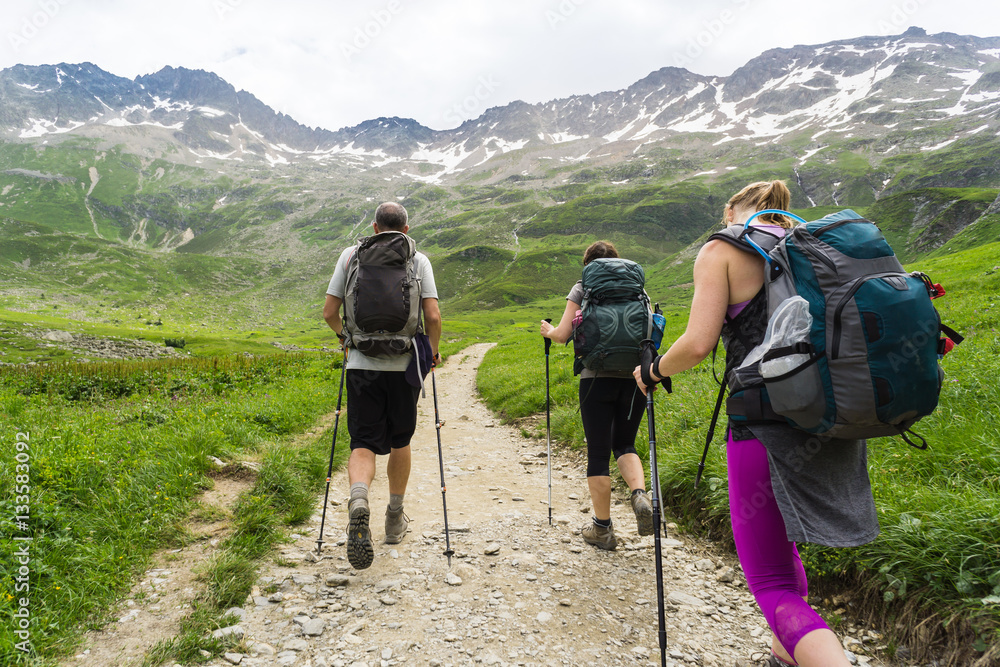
left=572, top=258, right=658, bottom=374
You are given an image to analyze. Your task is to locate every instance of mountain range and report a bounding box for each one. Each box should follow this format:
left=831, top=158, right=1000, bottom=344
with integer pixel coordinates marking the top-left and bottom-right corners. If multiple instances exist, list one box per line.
left=0, top=26, right=998, bottom=344
left=3, top=27, right=999, bottom=179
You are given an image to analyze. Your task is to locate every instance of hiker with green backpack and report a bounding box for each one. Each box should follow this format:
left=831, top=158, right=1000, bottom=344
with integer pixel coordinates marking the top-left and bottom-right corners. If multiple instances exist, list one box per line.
left=323, top=202, right=442, bottom=571
left=539, top=240, right=660, bottom=551
left=636, top=181, right=875, bottom=667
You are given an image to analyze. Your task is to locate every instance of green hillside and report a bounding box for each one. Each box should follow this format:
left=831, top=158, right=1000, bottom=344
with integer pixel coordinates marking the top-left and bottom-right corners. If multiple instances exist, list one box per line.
left=2, top=120, right=1000, bottom=664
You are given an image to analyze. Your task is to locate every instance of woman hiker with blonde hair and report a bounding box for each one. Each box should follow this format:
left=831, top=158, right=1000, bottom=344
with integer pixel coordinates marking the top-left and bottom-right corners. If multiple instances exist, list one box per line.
left=635, top=181, right=877, bottom=667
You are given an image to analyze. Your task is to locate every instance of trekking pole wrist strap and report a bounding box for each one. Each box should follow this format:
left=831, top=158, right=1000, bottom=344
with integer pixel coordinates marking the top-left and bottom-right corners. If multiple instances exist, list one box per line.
left=651, top=355, right=672, bottom=392
left=640, top=353, right=670, bottom=391
left=648, top=355, right=664, bottom=381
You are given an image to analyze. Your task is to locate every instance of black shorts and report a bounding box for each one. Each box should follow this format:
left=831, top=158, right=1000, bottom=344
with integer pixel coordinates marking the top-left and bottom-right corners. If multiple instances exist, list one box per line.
left=579, top=377, right=645, bottom=477
left=346, top=369, right=421, bottom=456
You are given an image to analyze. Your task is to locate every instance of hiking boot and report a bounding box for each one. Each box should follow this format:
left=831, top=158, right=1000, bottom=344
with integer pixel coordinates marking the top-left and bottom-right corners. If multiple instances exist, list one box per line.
left=631, top=490, right=654, bottom=536
left=347, top=497, right=373, bottom=570
left=581, top=521, right=617, bottom=551
left=384, top=505, right=409, bottom=545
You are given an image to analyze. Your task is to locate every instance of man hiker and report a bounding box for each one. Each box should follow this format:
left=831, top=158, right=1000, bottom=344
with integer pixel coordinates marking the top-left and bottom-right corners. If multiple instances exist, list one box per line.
left=323, top=202, right=442, bottom=570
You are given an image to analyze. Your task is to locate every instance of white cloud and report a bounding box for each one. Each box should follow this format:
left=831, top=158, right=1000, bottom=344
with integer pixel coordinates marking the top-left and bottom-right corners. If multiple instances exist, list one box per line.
left=0, top=0, right=995, bottom=131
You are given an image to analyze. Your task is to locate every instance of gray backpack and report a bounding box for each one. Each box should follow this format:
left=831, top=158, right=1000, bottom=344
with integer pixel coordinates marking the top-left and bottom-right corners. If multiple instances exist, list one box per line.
left=695, top=209, right=961, bottom=487
left=713, top=209, right=960, bottom=444
left=343, top=231, right=422, bottom=357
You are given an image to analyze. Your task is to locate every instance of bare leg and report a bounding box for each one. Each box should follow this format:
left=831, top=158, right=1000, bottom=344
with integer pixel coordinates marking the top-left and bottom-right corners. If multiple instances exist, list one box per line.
left=386, top=445, right=411, bottom=496
left=348, top=448, right=376, bottom=487
left=791, top=627, right=851, bottom=667
left=616, top=453, right=646, bottom=491
left=587, top=475, right=612, bottom=521
left=772, top=635, right=796, bottom=665
left=771, top=598, right=848, bottom=666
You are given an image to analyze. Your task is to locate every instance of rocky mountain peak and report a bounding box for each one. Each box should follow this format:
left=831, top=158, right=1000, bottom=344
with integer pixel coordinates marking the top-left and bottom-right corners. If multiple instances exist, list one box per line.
left=136, top=66, right=240, bottom=109
left=1, top=28, right=998, bottom=178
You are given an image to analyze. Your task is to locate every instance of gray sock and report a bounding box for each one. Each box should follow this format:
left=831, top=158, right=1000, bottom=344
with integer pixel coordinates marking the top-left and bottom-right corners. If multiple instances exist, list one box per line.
left=350, top=483, right=369, bottom=502
left=388, top=494, right=404, bottom=511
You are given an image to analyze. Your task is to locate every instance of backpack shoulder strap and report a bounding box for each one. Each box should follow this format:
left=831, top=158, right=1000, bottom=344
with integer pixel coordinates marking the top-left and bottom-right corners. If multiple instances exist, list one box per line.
left=707, top=225, right=782, bottom=258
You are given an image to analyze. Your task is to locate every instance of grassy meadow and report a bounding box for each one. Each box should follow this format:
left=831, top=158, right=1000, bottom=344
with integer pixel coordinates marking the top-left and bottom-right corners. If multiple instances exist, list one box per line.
left=476, top=241, right=1000, bottom=663
left=0, top=182, right=997, bottom=665
left=0, top=298, right=498, bottom=666
left=0, top=353, right=351, bottom=664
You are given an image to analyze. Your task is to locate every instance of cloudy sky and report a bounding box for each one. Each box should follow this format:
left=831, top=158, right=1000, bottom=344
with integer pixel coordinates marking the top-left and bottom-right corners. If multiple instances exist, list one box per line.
left=2, top=0, right=996, bottom=131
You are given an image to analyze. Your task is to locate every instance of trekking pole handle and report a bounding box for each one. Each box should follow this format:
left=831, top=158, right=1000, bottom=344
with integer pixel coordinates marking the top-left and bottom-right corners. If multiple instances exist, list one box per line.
left=543, top=318, right=552, bottom=354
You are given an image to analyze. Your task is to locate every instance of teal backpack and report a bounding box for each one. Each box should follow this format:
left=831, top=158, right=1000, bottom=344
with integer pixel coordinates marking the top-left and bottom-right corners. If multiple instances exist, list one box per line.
left=711, top=209, right=962, bottom=447
left=572, top=258, right=663, bottom=374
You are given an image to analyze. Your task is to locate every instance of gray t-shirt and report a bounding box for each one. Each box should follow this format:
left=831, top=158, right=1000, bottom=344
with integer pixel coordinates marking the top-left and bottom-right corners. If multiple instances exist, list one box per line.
left=327, top=243, right=438, bottom=372
left=567, top=281, right=634, bottom=380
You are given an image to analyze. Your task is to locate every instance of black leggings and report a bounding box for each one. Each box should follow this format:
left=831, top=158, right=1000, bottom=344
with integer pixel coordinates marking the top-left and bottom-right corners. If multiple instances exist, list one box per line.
left=579, top=377, right=645, bottom=477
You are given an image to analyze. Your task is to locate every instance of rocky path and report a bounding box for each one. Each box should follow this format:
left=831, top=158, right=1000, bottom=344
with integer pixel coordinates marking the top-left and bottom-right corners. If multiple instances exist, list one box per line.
left=206, top=343, right=893, bottom=667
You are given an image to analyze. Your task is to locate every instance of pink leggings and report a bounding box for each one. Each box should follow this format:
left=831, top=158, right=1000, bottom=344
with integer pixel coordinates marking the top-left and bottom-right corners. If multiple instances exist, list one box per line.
left=727, top=432, right=829, bottom=657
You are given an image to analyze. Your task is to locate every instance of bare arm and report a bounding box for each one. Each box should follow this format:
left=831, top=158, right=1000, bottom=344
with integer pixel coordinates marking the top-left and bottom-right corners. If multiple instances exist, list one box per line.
left=635, top=240, right=733, bottom=391
left=540, top=298, right=580, bottom=345
left=422, top=297, right=442, bottom=359
left=324, top=294, right=344, bottom=338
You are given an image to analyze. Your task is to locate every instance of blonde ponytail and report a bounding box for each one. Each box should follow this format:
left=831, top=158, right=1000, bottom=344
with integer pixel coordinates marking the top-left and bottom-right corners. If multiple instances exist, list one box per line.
left=723, top=180, right=795, bottom=228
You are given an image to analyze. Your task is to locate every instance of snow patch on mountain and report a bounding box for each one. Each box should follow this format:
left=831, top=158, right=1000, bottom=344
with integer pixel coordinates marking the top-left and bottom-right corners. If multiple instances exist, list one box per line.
left=922, top=137, right=959, bottom=151
left=19, top=118, right=85, bottom=138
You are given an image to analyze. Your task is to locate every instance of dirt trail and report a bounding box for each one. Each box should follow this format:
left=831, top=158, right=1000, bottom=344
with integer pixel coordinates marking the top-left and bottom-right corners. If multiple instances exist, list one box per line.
left=66, top=343, right=897, bottom=667
left=63, top=417, right=339, bottom=667
left=215, top=343, right=893, bottom=667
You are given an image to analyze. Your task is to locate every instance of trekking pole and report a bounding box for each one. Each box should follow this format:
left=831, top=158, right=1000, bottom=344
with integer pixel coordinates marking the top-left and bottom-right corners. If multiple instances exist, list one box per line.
left=316, top=348, right=348, bottom=555
left=430, top=358, right=456, bottom=565
left=640, top=339, right=669, bottom=667
left=544, top=318, right=553, bottom=526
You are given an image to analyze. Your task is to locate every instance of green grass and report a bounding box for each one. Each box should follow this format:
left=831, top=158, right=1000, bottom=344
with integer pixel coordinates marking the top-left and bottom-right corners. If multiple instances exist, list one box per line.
left=0, top=353, right=348, bottom=664
left=866, top=187, right=998, bottom=261
left=143, top=424, right=346, bottom=666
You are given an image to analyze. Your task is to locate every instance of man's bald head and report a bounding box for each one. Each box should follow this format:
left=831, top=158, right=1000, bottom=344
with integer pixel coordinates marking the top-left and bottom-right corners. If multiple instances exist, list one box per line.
left=375, top=202, right=408, bottom=231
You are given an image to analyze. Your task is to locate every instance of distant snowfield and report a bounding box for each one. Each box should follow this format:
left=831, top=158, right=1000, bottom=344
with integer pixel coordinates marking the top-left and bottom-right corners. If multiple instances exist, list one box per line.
left=18, top=118, right=84, bottom=138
